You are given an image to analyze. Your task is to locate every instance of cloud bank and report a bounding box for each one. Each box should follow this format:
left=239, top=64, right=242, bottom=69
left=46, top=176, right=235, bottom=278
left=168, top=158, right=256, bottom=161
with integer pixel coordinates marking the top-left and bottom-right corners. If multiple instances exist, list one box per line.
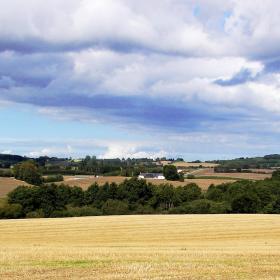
left=1, top=0, right=280, bottom=158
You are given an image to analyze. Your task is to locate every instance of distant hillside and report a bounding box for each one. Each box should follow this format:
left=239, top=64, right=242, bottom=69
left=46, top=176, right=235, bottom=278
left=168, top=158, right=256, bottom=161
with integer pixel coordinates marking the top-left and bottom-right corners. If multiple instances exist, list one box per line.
left=0, top=154, right=28, bottom=168
left=210, top=154, right=280, bottom=170
left=1, top=153, right=280, bottom=173
left=0, top=154, right=69, bottom=168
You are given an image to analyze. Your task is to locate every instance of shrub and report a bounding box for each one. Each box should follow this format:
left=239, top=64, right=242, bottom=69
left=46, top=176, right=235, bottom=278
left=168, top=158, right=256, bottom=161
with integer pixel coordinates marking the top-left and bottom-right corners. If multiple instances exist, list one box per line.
left=43, top=174, right=64, bottom=183
left=168, top=206, right=186, bottom=214
left=77, top=206, right=102, bottom=216
left=133, top=204, right=155, bottom=214
left=184, top=199, right=212, bottom=214
left=0, top=169, right=13, bottom=177
left=26, top=209, right=44, bottom=218
left=102, top=199, right=129, bottom=215
left=50, top=206, right=102, bottom=217
left=209, top=201, right=231, bottom=214
left=0, top=202, right=23, bottom=219
left=272, top=170, right=280, bottom=180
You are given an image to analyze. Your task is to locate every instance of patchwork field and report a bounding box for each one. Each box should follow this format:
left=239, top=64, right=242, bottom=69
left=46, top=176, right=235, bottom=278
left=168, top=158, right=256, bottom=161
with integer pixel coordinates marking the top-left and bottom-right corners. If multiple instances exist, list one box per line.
left=64, top=175, right=235, bottom=190
left=0, top=215, right=280, bottom=279
left=0, top=177, right=28, bottom=197
left=0, top=171, right=271, bottom=198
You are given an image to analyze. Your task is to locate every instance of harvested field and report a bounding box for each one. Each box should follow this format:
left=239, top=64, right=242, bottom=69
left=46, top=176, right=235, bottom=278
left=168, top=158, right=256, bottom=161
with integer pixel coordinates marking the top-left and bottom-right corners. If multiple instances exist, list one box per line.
left=200, top=172, right=271, bottom=180
left=63, top=176, right=235, bottom=190
left=0, top=177, right=28, bottom=197
left=0, top=214, right=280, bottom=279
left=147, top=178, right=235, bottom=190
left=193, top=168, right=272, bottom=180
left=63, top=175, right=129, bottom=189
left=249, top=169, right=274, bottom=174
left=0, top=176, right=235, bottom=197
left=161, top=161, right=219, bottom=168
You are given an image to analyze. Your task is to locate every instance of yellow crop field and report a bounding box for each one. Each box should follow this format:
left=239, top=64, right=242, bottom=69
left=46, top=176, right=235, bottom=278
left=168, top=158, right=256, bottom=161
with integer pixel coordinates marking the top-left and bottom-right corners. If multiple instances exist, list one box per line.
left=0, top=215, right=280, bottom=279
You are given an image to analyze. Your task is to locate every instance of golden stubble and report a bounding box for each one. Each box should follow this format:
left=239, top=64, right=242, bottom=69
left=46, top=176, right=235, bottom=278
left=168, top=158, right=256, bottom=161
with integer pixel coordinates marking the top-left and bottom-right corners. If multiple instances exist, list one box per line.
left=0, top=214, right=280, bottom=279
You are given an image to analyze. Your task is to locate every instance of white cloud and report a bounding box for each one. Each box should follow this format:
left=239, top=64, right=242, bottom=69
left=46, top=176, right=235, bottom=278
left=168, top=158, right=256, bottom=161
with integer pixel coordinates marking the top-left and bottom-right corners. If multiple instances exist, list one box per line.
left=100, top=142, right=167, bottom=159
left=0, top=0, right=280, bottom=59
left=0, top=0, right=232, bottom=56
left=1, top=150, right=12, bottom=154
left=28, top=145, right=73, bottom=157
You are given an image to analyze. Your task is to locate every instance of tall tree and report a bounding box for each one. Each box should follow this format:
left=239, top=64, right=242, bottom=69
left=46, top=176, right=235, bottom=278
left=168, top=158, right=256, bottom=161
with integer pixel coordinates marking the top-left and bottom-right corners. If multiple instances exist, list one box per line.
left=13, top=160, right=42, bottom=185
left=163, top=165, right=179, bottom=180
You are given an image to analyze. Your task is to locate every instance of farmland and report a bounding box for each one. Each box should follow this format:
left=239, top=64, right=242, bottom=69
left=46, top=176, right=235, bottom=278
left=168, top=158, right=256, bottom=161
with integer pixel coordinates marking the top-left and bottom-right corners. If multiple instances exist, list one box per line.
left=194, top=168, right=272, bottom=180
left=161, top=161, right=219, bottom=168
left=0, top=215, right=280, bottom=279
left=199, top=172, right=271, bottom=180
left=64, top=175, right=235, bottom=190
left=0, top=177, right=28, bottom=197
left=0, top=170, right=272, bottom=198
left=0, top=174, right=264, bottom=198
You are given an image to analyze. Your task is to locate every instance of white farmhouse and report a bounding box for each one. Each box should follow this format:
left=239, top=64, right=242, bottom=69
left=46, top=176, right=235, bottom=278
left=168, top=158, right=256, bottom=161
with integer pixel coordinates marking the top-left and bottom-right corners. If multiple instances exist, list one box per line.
left=138, top=173, right=165, bottom=180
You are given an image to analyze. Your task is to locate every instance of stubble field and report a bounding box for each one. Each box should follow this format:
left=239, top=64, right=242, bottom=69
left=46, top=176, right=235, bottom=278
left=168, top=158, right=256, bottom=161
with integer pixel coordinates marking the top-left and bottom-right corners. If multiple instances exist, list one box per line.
left=64, top=175, right=235, bottom=190
left=0, top=177, right=28, bottom=197
left=193, top=168, right=272, bottom=180
left=0, top=214, right=280, bottom=279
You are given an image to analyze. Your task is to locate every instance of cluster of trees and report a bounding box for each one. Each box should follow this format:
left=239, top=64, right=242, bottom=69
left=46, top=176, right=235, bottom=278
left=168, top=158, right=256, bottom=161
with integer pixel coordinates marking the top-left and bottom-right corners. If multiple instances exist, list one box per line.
left=10, top=161, right=184, bottom=186
left=12, top=161, right=64, bottom=185
left=79, top=156, right=164, bottom=177
left=13, top=161, right=42, bottom=185
left=1, top=172, right=280, bottom=219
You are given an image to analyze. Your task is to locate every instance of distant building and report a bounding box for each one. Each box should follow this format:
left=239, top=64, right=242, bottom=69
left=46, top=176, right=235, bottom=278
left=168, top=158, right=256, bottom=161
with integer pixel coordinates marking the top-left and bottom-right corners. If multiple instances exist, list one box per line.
left=138, top=173, right=165, bottom=180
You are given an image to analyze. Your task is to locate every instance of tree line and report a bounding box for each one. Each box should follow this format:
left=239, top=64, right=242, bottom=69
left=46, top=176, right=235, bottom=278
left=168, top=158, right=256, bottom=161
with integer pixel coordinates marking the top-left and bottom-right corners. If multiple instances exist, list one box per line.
left=1, top=153, right=183, bottom=177
left=10, top=160, right=182, bottom=185
left=1, top=171, right=280, bottom=219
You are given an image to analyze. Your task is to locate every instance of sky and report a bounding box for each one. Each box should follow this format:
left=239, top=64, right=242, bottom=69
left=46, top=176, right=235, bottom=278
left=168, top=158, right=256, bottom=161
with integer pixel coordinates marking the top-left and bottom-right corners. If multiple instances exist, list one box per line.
left=1, top=0, right=280, bottom=160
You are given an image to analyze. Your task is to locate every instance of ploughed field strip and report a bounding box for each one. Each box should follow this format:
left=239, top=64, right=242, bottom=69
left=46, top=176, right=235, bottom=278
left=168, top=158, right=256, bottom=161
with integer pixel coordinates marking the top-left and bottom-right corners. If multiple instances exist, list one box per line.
left=0, top=215, right=280, bottom=279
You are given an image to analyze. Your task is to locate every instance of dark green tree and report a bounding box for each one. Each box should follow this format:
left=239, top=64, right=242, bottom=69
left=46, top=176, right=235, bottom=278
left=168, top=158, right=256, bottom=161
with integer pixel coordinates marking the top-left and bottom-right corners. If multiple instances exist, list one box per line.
left=231, top=193, right=261, bottom=213
left=176, top=183, right=201, bottom=202
left=13, top=161, right=42, bottom=185
left=163, top=165, right=179, bottom=180
left=272, top=170, right=280, bottom=180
